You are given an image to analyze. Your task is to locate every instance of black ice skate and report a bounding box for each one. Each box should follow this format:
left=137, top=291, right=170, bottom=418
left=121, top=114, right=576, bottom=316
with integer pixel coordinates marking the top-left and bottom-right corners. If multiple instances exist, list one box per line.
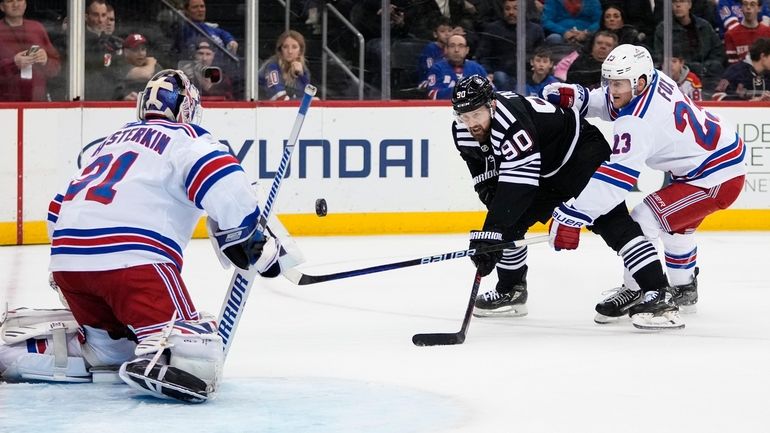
left=629, top=288, right=684, bottom=330
left=119, top=359, right=209, bottom=403
left=594, top=285, right=642, bottom=324
left=473, top=281, right=528, bottom=318
left=670, top=268, right=699, bottom=314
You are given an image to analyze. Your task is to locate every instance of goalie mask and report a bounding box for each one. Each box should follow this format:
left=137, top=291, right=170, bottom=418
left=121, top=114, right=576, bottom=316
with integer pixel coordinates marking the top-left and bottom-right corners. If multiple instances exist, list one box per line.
left=137, top=69, right=202, bottom=124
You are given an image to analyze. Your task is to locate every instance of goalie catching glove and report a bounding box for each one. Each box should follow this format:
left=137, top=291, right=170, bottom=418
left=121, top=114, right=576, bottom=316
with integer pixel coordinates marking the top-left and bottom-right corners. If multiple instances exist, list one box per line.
left=549, top=203, right=593, bottom=251
left=207, top=217, right=279, bottom=276
left=541, top=83, right=590, bottom=117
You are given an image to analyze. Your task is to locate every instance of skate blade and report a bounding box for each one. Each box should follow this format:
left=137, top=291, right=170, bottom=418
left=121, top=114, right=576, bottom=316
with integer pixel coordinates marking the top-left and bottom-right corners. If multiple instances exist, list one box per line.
left=472, top=304, right=528, bottom=318
left=593, top=313, right=629, bottom=324
left=631, top=312, right=685, bottom=330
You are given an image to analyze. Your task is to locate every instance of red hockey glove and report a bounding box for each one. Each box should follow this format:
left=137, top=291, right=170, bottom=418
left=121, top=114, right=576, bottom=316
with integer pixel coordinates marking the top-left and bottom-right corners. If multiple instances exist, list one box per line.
left=549, top=203, right=593, bottom=251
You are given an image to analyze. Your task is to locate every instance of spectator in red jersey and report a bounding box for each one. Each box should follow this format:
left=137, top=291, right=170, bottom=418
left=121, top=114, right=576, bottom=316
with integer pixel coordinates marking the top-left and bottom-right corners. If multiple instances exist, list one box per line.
left=0, top=0, right=61, bottom=101
left=670, top=53, right=703, bottom=100
left=724, top=0, right=770, bottom=63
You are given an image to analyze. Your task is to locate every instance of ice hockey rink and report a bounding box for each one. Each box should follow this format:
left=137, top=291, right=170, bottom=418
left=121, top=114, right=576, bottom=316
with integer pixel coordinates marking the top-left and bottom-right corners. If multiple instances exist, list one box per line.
left=1, top=232, right=769, bottom=433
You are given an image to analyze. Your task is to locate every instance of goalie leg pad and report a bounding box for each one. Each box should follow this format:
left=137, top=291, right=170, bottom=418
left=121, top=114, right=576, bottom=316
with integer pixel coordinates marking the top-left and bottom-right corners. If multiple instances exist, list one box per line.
left=0, top=307, right=91, bottom=382
left=121, top=314, right=223, bottom=402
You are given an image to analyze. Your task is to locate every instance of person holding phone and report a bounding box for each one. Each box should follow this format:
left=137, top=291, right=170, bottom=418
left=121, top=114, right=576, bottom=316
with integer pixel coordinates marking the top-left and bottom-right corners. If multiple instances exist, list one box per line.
left=0, top=0, right=61, bottom=101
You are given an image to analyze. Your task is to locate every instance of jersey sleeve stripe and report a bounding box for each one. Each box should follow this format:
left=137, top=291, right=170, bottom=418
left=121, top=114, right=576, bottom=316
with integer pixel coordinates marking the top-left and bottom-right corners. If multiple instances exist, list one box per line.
left=51, top=227, right=184, bottom=270
left=47, top=194, right=63, bottom=224
left=592, top=164, right=639, bottom=190
left=186, top=151, right=243, bottom=208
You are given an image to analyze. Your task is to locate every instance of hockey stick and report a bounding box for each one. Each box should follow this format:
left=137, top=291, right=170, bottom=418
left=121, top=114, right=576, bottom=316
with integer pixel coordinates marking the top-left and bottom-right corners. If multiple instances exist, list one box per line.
left=412, top=270, right=482, bottom=346
left=412, top=235, right=549, bottom=347
left=281, top=235, right=550, bottom=285
left=218, top=84, right=317, bottom=357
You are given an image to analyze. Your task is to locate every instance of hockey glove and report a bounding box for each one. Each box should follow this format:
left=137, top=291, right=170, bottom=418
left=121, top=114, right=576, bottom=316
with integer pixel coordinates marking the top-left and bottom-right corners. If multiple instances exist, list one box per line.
left=474, top=177, right=497, bottom=207
left=208, top=218, right=266, bottom=270
left=541, top=83, right=589, bottom=116
left=549, top=203, right=593, bottom=251
left=468, top=230, right=504, bottom=277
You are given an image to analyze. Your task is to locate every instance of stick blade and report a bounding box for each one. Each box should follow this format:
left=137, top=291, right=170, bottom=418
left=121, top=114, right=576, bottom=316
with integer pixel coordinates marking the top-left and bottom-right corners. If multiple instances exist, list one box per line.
left=412, top=332, right=465, bottom=347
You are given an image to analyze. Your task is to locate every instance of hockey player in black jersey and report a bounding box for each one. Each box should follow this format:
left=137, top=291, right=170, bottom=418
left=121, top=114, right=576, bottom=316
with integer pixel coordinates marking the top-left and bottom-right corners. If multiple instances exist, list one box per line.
left=452, top=75, right=680, bottom=329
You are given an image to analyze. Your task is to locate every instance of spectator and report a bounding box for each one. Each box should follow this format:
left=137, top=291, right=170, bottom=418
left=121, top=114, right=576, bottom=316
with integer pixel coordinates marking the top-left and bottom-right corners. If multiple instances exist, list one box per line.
left=112, top=33, right=162, bottom=101
left=418, top=16, right=454, bottom=83
left=541, top=0, right=602, bottom=45
left=565, top=30, right=617, bottom=88
left=718, top=0, right=770, bottom=35
left=426, top=33, right=488, bottom=99
left=713, top=37, right=770, bottom=100
left=104, top=3, right=115, bottom=36
left=612, top=0, right=658, bottom=42
left=476, top=0, right=545, bottom=90
left=186, top=39, right=232, bottom=100
left=179, top=0, right=238, bottom=57
left=258, top=30, right=310, bottom=101
left=84, top=0, right=121, bottom=100
left=0, top=0, right=61, bottom=101
left=600, top=3, right=645, bottom=45
left=526, top=46, right=560, bottom=96
left=671, top=53, right=703, bottom=100
left=653, top=0, right=726, bottom=86
left=724, top=0, right=770, bottom=63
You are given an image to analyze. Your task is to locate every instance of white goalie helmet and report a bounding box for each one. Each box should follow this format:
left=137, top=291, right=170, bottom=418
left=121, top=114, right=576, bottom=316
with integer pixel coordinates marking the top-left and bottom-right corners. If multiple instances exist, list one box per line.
left=136, top=69, right=202, bottom=124
left=601, top=44, right=654, bottom=97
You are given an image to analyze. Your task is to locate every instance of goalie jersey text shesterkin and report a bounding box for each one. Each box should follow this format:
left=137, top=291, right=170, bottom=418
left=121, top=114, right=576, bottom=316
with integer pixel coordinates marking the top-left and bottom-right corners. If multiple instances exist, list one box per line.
left=574, top=70, right=747, bottom=220
left=48, top=119, right=259, bottom=272
left=452, top=91, right=582, bottom=229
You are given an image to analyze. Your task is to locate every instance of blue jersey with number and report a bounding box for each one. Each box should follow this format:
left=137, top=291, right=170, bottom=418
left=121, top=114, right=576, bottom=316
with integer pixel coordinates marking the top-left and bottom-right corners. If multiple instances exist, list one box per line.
left=574, top=70, right=746, bottom=221
left=48, top=119, right=259, bottom=272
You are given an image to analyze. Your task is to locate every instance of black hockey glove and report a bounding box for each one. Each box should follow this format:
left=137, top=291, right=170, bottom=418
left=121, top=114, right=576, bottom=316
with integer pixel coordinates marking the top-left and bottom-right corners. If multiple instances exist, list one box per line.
left=468, top=230, right=504, bottom=277
left=474, top=178, right=496, bottom=207
left=223, top=230, right=266, bottom=270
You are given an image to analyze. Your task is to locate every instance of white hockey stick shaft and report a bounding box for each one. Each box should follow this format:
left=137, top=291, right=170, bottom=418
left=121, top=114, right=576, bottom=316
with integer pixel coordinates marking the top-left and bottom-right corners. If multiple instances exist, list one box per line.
left=218, top=85, right=317, bottom=358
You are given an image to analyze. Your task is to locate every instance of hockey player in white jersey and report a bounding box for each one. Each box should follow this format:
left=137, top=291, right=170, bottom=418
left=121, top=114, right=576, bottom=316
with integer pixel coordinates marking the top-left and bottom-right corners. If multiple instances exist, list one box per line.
left=0, top=69, right=282, bottom=401
left=543, top=45, right=746, bottom=329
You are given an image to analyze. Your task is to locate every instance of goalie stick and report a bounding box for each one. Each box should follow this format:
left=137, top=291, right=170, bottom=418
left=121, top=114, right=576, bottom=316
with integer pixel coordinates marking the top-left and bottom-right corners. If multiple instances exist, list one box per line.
left=282, top=235, right=550, bottom=285
left=217, top=84, right=317, bottom=358
left=412, top=235, right=549, bottom=346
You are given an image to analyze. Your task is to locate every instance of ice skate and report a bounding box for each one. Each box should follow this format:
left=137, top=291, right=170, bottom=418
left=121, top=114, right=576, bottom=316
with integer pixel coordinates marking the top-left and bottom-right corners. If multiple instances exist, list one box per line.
left=473, top=275, right=528, bottom=318
left=594, top=285, right=642, bottom=324
left=670, top=268, right=698, bottom=314
left=629, top=288, right=685, bottom=330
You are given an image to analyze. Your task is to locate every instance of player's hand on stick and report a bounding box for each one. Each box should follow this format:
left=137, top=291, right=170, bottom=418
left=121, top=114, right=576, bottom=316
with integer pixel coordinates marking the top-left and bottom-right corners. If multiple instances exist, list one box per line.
left=549, top=203, right=593, bottom=251
left=542, top=83, right=589, bottom=115
left=468, top=230, right=504, bottom=276
left=208, top=217, right=267, bottom=270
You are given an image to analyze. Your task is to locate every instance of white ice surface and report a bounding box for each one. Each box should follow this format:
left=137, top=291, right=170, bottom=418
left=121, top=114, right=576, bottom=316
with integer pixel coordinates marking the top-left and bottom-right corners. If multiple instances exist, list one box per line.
left=1, top=232, right=769, bottom=433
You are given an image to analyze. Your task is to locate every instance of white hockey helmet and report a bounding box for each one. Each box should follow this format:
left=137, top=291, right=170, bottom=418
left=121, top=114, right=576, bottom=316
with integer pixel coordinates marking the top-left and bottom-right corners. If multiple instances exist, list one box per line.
left=601, top=44, right=654, bottom=97
left=137, top=69, right=202, bottom=124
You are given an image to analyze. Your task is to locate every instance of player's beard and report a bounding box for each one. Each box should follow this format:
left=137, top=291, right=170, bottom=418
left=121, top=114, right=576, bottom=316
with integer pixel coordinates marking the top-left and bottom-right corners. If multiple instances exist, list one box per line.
left=469, top=125, right=489, bottom=143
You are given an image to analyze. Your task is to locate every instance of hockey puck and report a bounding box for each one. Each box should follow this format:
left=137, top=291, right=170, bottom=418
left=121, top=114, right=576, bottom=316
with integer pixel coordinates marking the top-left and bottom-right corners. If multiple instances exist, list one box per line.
left=315, top=198, right=327, bottom=217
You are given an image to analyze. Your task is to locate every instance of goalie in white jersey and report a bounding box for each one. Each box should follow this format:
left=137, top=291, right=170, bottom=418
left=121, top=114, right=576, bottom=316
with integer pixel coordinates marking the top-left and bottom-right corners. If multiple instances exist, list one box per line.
left=543, top=45, right=746, bottom=329
left=0, top=69, right=282, bottom=402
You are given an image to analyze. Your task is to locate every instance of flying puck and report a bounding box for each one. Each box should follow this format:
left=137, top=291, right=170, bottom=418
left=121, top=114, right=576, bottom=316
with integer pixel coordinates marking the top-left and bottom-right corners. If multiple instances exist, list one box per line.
left=315, top=198, right=327, bottom=217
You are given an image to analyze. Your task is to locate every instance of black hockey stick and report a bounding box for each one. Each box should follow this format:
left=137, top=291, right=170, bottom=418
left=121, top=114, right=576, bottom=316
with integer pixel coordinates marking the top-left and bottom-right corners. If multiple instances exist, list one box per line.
left=412, top=270, right=483, bottom=346
left=281, top=235, right=549, bottom=285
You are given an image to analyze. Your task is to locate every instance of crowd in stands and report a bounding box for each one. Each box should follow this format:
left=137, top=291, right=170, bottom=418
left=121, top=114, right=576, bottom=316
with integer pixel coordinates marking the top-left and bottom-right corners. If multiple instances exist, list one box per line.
left=2, top=0, right=770, bottom=102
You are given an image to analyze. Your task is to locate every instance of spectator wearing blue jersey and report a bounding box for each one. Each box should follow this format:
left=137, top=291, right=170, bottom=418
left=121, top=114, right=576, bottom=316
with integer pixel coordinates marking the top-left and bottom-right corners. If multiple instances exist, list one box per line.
left=542, top=0, right=602, bottom=45
left=718, top=0, right=770, bottom=35
left=179, top=0, right=238, bottom=57
left=426, top=33, right=488, bottom=99
left=418, top=16, right=454, bottom=82
left=258, top=30, right=312, bottom=101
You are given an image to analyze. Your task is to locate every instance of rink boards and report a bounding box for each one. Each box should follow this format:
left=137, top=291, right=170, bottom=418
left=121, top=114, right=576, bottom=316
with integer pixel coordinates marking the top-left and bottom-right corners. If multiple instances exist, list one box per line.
left=0, top=100, right=768, bottom=245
